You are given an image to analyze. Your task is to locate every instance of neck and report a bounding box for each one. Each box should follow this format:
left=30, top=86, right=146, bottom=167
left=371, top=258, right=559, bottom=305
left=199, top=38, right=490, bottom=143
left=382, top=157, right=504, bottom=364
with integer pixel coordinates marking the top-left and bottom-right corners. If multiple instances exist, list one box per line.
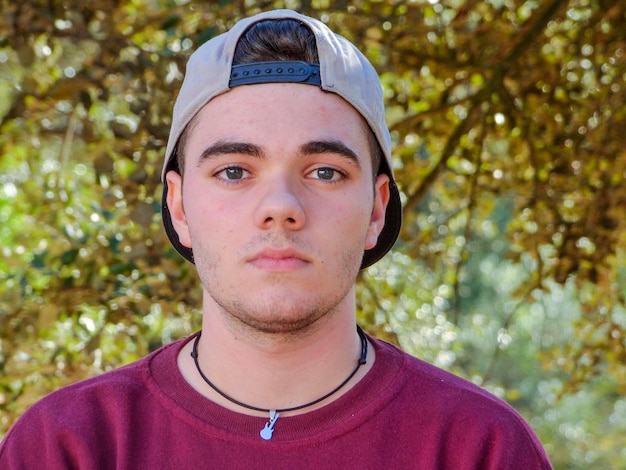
left=178, top=289, right=373, bottom=417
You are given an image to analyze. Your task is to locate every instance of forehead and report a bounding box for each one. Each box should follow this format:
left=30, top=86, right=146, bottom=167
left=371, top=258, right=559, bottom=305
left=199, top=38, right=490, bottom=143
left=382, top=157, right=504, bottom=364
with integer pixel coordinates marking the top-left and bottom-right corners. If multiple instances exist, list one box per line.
left=185, top=83, right=371, bottom=152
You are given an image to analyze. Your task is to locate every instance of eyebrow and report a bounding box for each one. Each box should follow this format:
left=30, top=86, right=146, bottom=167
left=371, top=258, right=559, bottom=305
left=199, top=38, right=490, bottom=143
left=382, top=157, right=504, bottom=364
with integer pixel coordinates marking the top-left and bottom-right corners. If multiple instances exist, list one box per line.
left=300, top=140, right=362, bottom=169
left=196, top=139, right=362, bottom=169
left=197, top=140, right=263, bottom=166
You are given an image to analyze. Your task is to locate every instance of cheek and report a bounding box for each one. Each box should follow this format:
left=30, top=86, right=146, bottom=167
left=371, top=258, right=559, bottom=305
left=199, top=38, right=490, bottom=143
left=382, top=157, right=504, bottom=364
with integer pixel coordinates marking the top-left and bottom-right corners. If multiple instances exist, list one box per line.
left=189, top=202, right=239, bottom=240
left=324, top=194, right=373, bottom=238
left=184, top=182, right=233, bottom=219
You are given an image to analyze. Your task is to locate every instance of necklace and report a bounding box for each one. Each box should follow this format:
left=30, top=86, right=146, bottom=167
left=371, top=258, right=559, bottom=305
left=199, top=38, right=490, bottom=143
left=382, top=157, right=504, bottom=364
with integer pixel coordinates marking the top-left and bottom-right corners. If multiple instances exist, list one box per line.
left=191, top=326, right=368, bottom=440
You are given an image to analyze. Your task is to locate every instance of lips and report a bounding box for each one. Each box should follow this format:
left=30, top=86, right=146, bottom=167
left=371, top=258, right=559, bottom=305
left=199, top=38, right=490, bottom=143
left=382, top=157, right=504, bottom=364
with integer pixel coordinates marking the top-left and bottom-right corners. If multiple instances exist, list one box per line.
left=248, top=248, right=310, bottom=271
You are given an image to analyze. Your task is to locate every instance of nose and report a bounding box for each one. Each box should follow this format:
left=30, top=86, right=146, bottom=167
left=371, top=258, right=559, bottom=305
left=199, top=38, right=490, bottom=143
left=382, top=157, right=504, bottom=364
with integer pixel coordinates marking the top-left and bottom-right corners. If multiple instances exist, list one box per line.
left=253, top=176, right=305, bottom=231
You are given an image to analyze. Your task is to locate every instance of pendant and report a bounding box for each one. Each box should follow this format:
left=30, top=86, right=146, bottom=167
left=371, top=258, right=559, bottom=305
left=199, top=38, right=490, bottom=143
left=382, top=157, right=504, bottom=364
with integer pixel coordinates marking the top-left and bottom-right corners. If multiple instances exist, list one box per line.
left=260, top=410, right=279, bottom=440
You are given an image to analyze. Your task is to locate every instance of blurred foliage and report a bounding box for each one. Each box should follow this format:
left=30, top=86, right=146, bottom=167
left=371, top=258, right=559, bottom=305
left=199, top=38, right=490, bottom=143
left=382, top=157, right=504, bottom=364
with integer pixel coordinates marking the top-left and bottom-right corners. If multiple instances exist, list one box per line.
left=1, top=0, right=625, bottom=467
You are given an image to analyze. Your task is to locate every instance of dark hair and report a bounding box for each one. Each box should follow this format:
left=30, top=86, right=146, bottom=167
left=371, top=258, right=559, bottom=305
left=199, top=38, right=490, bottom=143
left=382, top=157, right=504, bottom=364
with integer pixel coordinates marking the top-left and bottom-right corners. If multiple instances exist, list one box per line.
left=175, top=19, right=383, bottom=179
left=233, top=19, right=319, bottom=64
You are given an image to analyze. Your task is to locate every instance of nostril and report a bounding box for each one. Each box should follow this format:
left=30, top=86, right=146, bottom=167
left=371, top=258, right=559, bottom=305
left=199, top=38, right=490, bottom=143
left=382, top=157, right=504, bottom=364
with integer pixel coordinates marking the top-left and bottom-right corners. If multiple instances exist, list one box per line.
left=255, top=190, right=305, bottom=229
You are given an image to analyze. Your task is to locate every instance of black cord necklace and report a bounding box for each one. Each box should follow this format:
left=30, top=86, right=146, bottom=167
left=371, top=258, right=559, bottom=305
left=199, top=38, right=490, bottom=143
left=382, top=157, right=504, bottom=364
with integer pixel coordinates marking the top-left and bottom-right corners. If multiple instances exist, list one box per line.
left=190, top=325, right=368, bottom=440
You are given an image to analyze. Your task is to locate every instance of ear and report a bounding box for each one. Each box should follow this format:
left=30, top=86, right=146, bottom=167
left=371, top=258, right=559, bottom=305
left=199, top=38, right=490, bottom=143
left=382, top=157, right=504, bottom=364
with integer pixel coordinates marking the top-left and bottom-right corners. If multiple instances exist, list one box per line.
left=165, top=170, right=192, bottom=248
left=365, top=174, right=390, bottom=250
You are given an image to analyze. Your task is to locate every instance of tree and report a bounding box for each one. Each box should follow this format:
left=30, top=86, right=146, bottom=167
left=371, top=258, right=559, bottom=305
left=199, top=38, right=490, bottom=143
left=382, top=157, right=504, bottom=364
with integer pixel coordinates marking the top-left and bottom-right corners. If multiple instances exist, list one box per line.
left=1, top=0, right=625, bottom=466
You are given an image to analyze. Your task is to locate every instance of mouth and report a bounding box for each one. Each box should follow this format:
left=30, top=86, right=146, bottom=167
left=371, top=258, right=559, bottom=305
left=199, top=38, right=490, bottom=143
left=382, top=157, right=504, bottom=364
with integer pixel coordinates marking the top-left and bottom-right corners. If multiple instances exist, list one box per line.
left=248, top=248, right=311, bottom=272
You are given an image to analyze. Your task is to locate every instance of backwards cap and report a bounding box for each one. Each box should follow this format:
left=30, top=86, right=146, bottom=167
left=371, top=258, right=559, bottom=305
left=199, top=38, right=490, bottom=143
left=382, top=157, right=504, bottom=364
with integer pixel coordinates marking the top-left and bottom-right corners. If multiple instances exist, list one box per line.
left=161, top=9, right=401, bottom=269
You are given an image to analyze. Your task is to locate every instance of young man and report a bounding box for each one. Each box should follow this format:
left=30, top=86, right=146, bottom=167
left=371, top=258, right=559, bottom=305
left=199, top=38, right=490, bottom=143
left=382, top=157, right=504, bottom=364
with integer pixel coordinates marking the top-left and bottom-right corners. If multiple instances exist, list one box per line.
left=0, top=10, right=552, bottom=469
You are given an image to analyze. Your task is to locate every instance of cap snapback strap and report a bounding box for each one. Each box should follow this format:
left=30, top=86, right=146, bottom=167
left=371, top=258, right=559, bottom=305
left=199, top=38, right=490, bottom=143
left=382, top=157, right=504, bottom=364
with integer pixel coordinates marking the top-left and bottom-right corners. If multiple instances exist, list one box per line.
left=229, top=60, right=321, bottom=87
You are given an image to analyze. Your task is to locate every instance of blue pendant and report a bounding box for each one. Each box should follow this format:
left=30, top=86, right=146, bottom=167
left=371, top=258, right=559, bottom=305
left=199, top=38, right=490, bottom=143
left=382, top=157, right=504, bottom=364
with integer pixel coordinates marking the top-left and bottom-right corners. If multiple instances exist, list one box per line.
left=260, top=410, right=279, bottom=440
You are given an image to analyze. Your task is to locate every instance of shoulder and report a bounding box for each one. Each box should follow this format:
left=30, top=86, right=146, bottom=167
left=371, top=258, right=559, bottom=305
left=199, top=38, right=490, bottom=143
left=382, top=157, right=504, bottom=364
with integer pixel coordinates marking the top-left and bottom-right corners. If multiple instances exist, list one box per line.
left=0, top=338, right=186, bottom=466
left=3, top=353, right=147, bottom=438
left=370, top=337, right=552, bottom=468
left=373, top=336, right=523, bottom=414
left=26, top=349, right=153, bottom=416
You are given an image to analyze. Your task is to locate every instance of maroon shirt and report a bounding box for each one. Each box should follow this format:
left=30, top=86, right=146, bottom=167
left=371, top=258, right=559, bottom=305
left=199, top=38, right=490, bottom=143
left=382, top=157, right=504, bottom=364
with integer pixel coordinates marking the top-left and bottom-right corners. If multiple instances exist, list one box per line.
left=0, top=334, right=552, bottom=469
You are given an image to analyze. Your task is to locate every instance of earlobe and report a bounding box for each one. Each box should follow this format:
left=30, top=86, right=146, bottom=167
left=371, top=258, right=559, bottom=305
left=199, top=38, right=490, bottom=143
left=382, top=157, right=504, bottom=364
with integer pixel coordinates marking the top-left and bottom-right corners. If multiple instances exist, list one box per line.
left=165, top=170, right=192, bottom=248
left=365, top=174, right=390, bottom=250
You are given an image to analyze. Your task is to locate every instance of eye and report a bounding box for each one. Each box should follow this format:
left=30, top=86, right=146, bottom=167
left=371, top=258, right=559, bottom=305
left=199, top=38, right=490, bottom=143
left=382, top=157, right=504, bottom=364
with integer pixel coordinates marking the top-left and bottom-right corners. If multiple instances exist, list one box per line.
left=308, top=167, right=345, bottom=182
left=215, top=166, right=250, bottom=181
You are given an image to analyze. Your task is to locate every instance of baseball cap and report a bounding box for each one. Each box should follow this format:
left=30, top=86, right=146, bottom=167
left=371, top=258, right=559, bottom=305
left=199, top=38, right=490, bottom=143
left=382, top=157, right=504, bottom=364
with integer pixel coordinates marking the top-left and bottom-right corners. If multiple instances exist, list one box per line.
left=161, top=9, right=402, bottom=269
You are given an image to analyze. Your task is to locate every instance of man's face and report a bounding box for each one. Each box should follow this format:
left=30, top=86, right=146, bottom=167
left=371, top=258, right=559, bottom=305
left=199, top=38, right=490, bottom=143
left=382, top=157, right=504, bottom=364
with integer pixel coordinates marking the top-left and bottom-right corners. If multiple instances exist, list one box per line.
left=166, top=83, right=389, bottom=335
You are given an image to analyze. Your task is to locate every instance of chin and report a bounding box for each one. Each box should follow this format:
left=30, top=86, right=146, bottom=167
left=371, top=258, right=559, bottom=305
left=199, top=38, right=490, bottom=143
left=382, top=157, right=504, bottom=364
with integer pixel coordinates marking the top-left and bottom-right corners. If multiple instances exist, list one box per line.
left=225, top=298, right=338, bottom=336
